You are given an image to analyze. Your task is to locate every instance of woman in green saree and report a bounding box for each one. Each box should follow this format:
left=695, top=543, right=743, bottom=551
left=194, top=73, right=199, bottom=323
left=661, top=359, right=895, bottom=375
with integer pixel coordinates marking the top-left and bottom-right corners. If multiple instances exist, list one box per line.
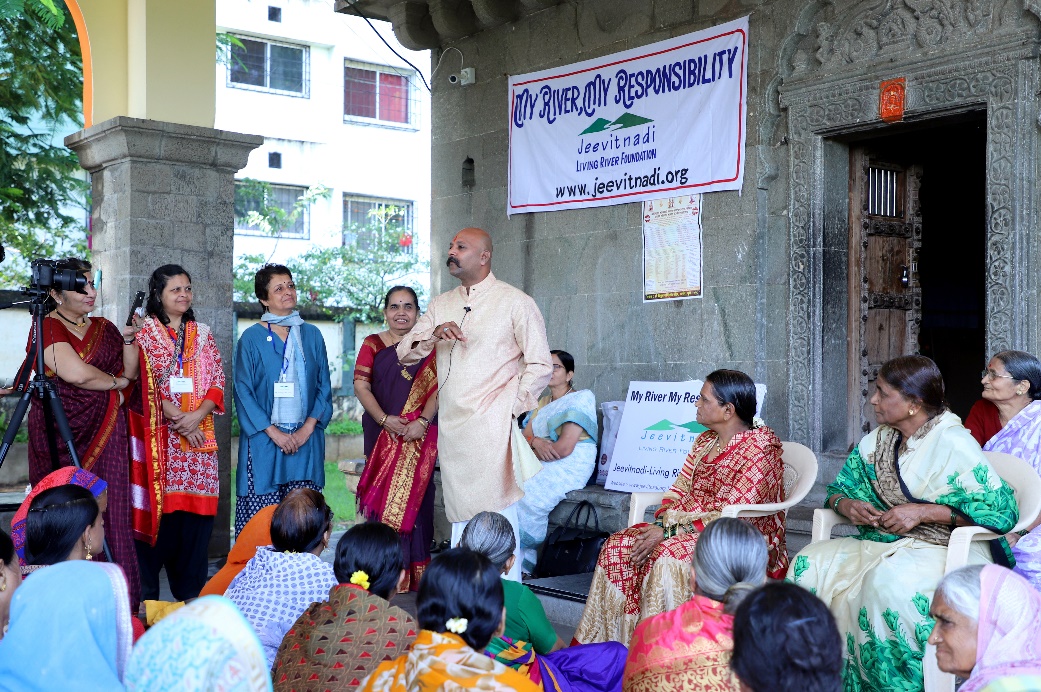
left=789, top=355, right=1019, bottom=692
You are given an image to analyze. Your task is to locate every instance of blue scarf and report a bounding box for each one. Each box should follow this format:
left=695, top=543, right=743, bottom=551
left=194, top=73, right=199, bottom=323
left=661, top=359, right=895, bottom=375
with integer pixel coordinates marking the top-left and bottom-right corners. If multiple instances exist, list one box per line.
left=263, top=311, right=308, bottom=427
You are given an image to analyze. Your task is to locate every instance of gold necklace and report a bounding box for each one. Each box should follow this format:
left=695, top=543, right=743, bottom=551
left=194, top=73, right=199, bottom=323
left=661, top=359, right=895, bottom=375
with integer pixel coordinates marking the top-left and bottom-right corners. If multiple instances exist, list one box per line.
left=55, top=310, right=88, bottom=329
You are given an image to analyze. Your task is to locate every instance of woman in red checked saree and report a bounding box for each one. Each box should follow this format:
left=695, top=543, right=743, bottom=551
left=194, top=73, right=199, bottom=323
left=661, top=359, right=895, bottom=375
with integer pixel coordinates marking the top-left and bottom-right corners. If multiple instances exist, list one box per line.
left=354, top=286, right=438, bottom=592
left=129, top=264, right=225, bottom=602
left=574, top=370, right=787, bottom=646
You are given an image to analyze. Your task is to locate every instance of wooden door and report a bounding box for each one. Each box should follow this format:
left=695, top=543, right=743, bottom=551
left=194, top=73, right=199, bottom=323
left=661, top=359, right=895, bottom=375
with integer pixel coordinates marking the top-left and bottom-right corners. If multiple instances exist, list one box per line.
left=848, top=149, right=923, bottom=437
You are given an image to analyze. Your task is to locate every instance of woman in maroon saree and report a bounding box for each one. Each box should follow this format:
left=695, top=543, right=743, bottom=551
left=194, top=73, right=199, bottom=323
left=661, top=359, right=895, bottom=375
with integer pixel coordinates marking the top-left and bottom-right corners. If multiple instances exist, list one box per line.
left=354, top=286, right=438, bottom=591
left=24, top=258, right=142, bottom=609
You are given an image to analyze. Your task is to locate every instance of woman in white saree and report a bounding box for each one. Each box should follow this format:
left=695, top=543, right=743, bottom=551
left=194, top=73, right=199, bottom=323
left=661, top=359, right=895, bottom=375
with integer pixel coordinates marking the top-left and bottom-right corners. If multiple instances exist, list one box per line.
left=516, top=350, right=598, bottom=574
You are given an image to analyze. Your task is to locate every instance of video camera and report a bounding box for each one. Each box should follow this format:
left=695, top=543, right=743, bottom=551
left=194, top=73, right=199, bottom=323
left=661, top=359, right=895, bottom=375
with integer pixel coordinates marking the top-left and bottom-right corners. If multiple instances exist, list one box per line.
left=25, top=258, right=87, bottom=295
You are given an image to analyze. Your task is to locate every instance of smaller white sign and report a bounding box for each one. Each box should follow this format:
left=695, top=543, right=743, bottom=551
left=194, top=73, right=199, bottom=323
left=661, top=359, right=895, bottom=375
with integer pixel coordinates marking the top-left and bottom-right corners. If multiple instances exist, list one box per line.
left=606, top=380, right=767, bottom=493
left=606, top=381, right=706, bottom=493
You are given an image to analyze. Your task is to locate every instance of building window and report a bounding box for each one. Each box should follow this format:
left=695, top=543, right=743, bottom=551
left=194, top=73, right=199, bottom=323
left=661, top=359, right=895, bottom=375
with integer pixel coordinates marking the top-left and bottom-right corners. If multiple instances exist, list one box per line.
left=343, top=61, right=416, bottom=126
left=229, top=37, right=308, bottom=96
left=343, top=195, right=414, bottom=253
left=268, top=152, right=282, bottom=168
left=235, top=181, right=310, bottom=239
left=267, top=6, right=282, bottom=21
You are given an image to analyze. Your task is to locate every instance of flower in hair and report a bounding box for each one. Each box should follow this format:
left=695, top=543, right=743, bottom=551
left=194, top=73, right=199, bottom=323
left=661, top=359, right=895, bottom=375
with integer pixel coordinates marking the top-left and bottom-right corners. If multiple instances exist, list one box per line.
left=350, top=570, right=370, bottom=590
left=752, top=416, right=765, bottom=429
left=445, top=617, right=468, bottom=634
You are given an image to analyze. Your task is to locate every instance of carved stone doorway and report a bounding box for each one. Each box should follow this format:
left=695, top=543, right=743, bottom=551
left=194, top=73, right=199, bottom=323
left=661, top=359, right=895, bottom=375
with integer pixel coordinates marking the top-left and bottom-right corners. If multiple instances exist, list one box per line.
left=774, top=2, right=1040, bottom=459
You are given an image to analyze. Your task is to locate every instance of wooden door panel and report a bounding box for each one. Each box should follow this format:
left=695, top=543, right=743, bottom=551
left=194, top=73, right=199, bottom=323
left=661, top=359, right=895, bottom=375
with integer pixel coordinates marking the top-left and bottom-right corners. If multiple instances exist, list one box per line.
left=848, top=150, right=923, bottom=438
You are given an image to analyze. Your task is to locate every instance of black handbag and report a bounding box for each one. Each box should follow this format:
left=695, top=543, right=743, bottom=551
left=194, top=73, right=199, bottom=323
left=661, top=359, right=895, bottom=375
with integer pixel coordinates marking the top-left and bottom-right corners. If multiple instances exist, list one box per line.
left=534, top=500, right=610, bottom=578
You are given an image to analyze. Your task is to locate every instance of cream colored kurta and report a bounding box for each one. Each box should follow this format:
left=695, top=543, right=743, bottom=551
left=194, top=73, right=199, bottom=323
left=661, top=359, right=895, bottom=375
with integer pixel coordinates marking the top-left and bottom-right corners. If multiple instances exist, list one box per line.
left=397, top=272, right=551, bottom=522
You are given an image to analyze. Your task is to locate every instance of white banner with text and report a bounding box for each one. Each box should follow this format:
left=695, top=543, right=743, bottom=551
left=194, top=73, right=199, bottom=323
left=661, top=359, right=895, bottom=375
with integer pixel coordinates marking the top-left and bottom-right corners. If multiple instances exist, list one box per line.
left=507, top=15, right=748, bottom=215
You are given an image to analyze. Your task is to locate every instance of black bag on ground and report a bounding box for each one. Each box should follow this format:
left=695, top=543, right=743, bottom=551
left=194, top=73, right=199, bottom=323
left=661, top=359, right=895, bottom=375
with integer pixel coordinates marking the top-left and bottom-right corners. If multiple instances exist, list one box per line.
left=534, top=500, right=610, bottom=578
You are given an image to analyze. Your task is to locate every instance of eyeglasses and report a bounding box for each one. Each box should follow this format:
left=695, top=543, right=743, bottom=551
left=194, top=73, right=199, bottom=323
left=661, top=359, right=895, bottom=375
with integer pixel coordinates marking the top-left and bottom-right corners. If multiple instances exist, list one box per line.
left=552, top=364, right=565, bottom=370
left=270, top=282, right=297, bottom=295
left=982, top=369, right=1016, bottom=381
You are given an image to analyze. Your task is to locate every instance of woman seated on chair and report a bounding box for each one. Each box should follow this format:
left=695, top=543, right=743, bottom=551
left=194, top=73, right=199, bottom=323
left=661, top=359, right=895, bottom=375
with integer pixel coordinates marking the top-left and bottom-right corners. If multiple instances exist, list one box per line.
left=789, top=355, right=1019, bottom=692
left=574, top=369, right=787, bottom=646
left=516, top=350, right=598, bottom=575
left=961, top=351, right=1041, bottom=589
left=928, top=564, right=1041, bottom=692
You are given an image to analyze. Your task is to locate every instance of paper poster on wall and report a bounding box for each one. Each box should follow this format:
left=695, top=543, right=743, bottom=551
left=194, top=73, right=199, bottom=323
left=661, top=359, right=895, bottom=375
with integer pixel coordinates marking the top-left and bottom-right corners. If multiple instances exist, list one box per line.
left=507, top=15, right=749, bottom=215
left=606, top=380, right=767, bottom=493
left=643, top=194, right=703, bottom=302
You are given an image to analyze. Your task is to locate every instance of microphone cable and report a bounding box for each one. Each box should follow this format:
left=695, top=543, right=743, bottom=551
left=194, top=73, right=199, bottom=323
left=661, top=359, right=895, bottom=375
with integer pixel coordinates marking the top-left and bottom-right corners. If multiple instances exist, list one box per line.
left=438, top=306, right=470, bottom=390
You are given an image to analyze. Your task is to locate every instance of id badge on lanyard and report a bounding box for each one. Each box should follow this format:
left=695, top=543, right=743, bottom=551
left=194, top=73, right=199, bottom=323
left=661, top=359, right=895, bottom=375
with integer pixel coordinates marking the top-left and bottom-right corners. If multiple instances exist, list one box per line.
left=168, top=327, right=193, bottom=394
left=270, top=323, right=295, bottom=398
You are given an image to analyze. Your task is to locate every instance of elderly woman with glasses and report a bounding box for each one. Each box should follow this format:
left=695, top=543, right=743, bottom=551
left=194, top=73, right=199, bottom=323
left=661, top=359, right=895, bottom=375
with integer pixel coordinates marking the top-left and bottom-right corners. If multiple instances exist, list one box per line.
left=233, top=264, right=333, bottom=535
left=963, top=351, right=1041, bottom=591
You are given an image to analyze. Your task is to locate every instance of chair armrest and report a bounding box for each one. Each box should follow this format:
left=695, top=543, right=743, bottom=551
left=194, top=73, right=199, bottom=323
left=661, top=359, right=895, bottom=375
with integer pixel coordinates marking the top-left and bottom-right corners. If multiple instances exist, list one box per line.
left=944, top=526, right=1002, bottom=573
left=812, top=508, right=852, bottom=543
left=721, top=502, right=791, bottom=519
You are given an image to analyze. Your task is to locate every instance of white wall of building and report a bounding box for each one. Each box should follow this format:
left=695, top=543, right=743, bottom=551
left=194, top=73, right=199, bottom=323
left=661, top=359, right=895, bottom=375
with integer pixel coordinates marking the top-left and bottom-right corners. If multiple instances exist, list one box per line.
left=216, top=0, right=432, bottom=273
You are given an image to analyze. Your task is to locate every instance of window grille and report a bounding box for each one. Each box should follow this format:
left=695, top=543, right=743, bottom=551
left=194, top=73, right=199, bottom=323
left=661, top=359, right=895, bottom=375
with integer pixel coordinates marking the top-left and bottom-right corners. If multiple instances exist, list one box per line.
left=229, top=36, right=308, bottom=97
left=344, top=60, right=417, bottom=127
left=868, top=166, right=900, bottom=217
left=234, top=182, right=310, bottom=238
left=342, top=195, right=414, bottom=253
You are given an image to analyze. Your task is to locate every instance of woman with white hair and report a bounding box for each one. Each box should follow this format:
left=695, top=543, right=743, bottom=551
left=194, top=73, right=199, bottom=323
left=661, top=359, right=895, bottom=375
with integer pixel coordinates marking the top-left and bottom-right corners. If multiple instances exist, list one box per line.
left=929, top=564, right=1041, bottom=691
left=623, top=517, right=768, bottom=691
left=460, top=511, right=628, bottom=691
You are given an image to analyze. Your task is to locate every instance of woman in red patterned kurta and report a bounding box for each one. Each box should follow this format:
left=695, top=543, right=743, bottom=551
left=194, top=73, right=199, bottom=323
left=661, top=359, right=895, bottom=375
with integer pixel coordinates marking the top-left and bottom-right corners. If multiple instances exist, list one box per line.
left=129, top=264, right=225, bottom=602
left=574, top=370, right=787, bottom=646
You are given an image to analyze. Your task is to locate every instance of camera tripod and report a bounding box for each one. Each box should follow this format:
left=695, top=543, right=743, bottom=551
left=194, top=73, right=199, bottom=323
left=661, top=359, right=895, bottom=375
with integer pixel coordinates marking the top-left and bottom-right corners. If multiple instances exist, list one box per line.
left=0, top=289, right=114, bottom=562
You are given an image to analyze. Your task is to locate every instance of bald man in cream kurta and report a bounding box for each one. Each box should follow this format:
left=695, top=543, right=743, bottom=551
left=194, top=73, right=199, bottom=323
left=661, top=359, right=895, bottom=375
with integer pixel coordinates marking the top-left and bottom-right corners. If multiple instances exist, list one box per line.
left=397, top=271, right=551, bottom=520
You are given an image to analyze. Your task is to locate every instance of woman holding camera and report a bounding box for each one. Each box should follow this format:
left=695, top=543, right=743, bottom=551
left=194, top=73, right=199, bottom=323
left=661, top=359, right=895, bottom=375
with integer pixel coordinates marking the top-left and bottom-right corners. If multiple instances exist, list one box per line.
left=25, top=257, right=142, bottom=609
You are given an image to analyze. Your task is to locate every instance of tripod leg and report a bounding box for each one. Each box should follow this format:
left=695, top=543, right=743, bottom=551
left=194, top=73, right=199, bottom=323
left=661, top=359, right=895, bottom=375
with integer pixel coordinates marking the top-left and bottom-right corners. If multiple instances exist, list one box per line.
left=0, top=387, right=35, bottom=471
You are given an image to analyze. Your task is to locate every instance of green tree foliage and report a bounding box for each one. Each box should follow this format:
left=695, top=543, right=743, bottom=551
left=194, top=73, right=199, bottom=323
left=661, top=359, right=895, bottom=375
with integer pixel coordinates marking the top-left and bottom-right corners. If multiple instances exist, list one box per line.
left=233, top=194, right=427, bottom=323
left=0, top=5, right=89, bottom=286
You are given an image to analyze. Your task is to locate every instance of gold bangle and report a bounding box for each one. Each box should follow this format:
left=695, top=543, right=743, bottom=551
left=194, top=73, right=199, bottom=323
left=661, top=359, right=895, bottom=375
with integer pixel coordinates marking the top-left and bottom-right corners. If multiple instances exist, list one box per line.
left=418, top=416, right=430, bottom=428
left=378, top=413, right=388, bottom=427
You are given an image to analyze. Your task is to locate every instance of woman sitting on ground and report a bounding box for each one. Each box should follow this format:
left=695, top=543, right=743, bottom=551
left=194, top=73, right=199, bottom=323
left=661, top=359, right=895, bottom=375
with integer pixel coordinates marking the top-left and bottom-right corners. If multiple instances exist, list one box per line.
left=9, top=466, right=107, bottom=573
left=729, top=582, right=843, bottom=692
left=0, top=530, right=22, bottom=640
left=623, top=517, right=768, bottom=692
left=124, top=596, right=270, bottom=692
left=274, top=521, right=419, bottom=691
left=575, top=369, right=787, bottom=645
left=789, top=355, right=1018, bottom=691
left=225, top=487, right=337, bottom=669
left=358, top=548, right=539, bottom=691
left=460, top=512, right=627, bottom=691
left=198, top=504, right=275, bottom=598
left=516, top=350, right=598, bottom=575
left=24, top=484, right=106, bottom=572
left=929, top=564, right=1041, bottom=692
left=0, top=560, right=135, bottom=690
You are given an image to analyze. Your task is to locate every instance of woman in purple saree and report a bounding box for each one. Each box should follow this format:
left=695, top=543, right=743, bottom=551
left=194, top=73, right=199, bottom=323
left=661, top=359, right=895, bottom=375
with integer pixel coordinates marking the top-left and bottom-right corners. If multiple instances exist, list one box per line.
left=354, top=286, right=438, bottom=591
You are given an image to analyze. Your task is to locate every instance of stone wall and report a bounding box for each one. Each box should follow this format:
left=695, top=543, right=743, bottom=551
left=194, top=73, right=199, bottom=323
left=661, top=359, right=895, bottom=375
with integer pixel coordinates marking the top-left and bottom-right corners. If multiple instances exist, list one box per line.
left=429, top=1, right=801, bottom=444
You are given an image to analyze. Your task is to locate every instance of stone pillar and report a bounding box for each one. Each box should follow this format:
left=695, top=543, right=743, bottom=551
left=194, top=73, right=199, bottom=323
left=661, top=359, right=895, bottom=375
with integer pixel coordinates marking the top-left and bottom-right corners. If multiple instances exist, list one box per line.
left=65, top=116, right=263, bottom=557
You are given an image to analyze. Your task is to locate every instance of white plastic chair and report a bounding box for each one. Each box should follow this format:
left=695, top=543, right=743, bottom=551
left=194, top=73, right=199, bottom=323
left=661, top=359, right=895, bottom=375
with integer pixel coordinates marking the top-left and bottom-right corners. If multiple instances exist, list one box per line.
left=626, top=441, right=818, bottom=526
left=811, top=451, right=1041, bottom=692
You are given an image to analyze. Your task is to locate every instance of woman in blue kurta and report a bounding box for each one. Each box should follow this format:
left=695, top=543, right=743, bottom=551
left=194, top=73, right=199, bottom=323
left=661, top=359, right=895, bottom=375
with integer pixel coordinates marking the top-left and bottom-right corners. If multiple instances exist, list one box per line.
left=233, top=264, right=333, bottom=535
